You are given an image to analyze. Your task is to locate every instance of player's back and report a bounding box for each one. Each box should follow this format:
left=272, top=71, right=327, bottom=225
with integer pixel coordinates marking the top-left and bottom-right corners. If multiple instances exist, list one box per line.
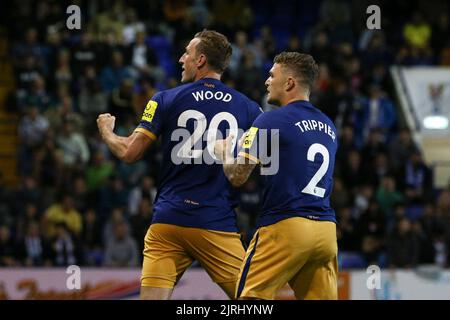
left=137, top=78, right=261, bottom=231
left=255, top=100, right=338, bottom=227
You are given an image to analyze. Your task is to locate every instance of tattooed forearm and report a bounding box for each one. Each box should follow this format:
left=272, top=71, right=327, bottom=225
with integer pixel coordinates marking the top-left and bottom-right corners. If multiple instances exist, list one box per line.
left=214, top=136, right=257, bottom=187
left=223, top=157, right=256, bottom=187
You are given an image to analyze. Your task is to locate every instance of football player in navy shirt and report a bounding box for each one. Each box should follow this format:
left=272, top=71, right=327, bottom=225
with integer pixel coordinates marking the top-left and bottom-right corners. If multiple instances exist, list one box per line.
left=98, top=30, right=261, bottom=299
left=215, top=52, right=338, bottom=300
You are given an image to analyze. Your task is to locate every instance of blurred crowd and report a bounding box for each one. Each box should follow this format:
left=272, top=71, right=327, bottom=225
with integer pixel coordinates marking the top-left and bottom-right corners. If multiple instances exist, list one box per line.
left=1, top=0, right=450, bottom=269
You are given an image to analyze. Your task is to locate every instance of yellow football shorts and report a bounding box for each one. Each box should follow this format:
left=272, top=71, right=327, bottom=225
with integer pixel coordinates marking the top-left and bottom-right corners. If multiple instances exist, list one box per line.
left=141, top=223, right=246, bottom=298
left=237, top=217, right=338, bottom=300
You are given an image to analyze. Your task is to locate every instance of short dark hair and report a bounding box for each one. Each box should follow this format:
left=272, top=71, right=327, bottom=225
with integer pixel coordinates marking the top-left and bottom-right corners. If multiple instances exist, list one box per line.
left=273, top=52, right=319, bottom=92
left=194, top=30, right=232, bottom=73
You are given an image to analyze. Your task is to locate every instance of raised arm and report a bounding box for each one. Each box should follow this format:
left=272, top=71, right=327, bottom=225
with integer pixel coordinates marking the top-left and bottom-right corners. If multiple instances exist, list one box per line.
left=97, top=113, right=154, bottom=164
left=214, top=135, right=257, bottom=187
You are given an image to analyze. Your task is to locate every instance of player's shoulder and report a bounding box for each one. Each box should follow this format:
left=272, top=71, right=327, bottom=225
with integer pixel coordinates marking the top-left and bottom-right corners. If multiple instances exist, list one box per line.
left=261, top=106, right=286, bottom=120
left=251, top=107, right=284, bottom=128
left=157, top=82, right=194, bottom=100
left=150, top=82, right=198, bottom=109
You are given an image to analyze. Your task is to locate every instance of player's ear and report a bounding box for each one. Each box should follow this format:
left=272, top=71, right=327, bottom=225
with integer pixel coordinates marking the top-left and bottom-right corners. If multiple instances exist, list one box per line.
left=286, top=77, right=295, bottom=91
left=197, top=53, right=207, bottom=69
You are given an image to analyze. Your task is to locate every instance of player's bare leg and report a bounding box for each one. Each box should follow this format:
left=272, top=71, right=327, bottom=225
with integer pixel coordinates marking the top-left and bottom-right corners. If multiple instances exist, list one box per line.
left=140, top=286, right=173, bottom=300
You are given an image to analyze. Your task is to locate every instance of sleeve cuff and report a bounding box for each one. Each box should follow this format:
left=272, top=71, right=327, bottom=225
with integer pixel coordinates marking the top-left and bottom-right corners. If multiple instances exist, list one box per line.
left=238, top=152, right=260, bottom=164
left=135, top=128, right=157, bottom=140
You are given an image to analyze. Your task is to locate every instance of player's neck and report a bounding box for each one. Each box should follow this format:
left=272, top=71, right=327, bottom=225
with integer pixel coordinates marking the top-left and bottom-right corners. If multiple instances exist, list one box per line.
left=282, top=94, right=309, bottom=106
left=194, top=70, right=221, bottom=82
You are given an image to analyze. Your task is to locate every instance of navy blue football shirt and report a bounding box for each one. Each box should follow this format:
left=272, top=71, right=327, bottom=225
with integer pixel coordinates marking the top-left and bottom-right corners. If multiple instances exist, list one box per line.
left=136, top=78, right=262, bottom=231
left=239, top=100, right=338, bottom=227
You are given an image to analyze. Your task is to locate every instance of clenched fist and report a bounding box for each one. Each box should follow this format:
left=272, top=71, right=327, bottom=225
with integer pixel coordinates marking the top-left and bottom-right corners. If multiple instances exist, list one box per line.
left=97, top=113, right=116, bottom=138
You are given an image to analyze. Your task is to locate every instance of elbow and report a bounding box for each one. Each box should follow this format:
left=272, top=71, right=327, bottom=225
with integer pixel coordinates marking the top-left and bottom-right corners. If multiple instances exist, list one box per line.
left=121, top=150, right=139, bottom=164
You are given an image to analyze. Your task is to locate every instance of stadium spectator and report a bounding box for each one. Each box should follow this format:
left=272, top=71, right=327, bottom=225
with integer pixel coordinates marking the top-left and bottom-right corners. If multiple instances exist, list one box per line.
left=358, top=201, right=386, bottom=265
left=85, top=151, right=114, bottom=192
left=353, top=184, right=374, bottom=220
left=331, top=177, right=351, bottom=211
left=397, top=151, right=433, bottom=205
left=12, top=28, right=45, bottom=66
left=361, top=129, right=388, bottom=165
left=416, top=204, right=443, bottom=264
left=229, top=31, right=259, bottom=75
left=49, top=222, right=81, bottom=266
left=18, top=107, right=49, bottom=175
left=103, top=220, right=139, bottom=267
left=122, top=8, right=146, bottom=46
left=376, top=176, right=404, bottom=217
left=356, top=84, right=396, bottom=144
left=109, top=78, right=135, bottom=123
left=340, top=149, right=368, bottom=191
left=337, top=207, right=360, bottom=252
left=125, top=31, right=160, bottom=79
left=14, top=177, right=42, bottom=213
left=42, top=194, right=82, bottom=239
left=18, top=106, right=49, bottom=149
left=18, top=222, right=49, bottom=266
left=388, top=128, right=419, bottom=171
left=72, top=177, right=90, bottom=214
left=99, top=175, right=129, bottom=215
left=49, top=49, right=73, bottom=91
left=360, top=33, right=391, bottom=68
left=102, top=207, right=130, bottom=245
left=235, top=50, right=265, bottom=101
left=19, top=76, right=51, bottom=113
left=71, top=32, right=99, bottom=79
left=316, top=78, right=355, bottom=132
left=33, top=129, right=63, bottom=188
left=15, top=55, right=42, bottom=93
left=335, top=125, right=357, bottom=165
left=128, top=176, right=156, bottom=216
left=81, top=208, right=103, bottom=266
left=78, top=66, right=108, bottom=126
left=88, top=2, right=125, bottom=45
left=369, top=153, right=392, bottom=187
left=15, top=202, right=41, bottom=242
left=45, top=94, right=84, bottom=133
left=100, top=51, right=133, bottom=92
left=387, top=218, right=421, bottom=268
left=257, top=25, right=276, bottom=59
left=56, top=121, right=90, bottom=181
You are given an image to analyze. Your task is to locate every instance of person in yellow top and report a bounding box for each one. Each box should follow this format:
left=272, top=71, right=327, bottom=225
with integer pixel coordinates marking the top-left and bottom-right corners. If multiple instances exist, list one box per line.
left=403, top=12, right=431, bottom=49
left=42, top=194, right=82, bottom=238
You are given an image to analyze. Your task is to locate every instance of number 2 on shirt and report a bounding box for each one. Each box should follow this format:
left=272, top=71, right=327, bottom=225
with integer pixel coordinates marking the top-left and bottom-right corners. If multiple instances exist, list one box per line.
left=301, top=143, right=329, bottom=198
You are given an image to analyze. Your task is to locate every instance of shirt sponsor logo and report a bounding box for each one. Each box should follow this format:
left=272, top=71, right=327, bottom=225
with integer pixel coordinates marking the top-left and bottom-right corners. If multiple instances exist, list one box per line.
left=142, top=100, right=158, bottom=122
left=243, top=127, right=259, bottom=149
